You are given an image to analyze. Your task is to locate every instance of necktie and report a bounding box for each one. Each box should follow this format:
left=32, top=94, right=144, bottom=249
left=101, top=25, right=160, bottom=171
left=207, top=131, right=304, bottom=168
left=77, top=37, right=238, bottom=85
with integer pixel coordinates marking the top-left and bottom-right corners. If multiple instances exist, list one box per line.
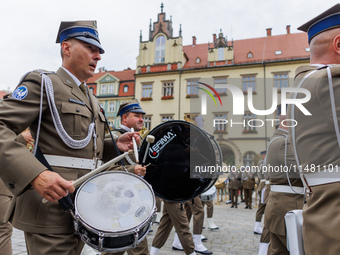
left=79, top=84, right=88, bottom=101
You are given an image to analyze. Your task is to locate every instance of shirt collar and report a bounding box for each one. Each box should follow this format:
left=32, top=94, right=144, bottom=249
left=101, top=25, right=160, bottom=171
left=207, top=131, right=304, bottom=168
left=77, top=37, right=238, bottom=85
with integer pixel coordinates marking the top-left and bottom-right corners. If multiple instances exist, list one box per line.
left=61, top=66, right=82, bottom=86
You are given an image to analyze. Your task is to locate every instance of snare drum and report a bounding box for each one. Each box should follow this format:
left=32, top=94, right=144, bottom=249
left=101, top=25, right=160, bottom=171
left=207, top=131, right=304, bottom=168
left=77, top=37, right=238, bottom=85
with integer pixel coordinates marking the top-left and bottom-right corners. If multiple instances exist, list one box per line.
left=200, top=186, right=217, bottom=201
left=140, top=120, right=222, bottom=202
left=73, top=171, right=156, bottom=252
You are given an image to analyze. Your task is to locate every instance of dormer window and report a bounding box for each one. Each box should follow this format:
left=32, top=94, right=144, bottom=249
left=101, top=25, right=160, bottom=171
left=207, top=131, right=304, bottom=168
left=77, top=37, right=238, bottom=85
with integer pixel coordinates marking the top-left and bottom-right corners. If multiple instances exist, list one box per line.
left=275, top=50, right=282, bottom=55
left=196, top=57, right=201, bottom=64
left=123, top=85, right=129, bottom=93
left=247, top=52, right=253, bottom=58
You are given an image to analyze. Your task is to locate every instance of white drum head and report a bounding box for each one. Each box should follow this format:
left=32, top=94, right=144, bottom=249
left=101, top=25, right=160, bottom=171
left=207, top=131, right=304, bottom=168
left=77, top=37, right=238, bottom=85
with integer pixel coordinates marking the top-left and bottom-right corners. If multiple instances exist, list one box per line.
left=75, top=171, right=155, bottom=233
left=201, top=185, right=216, bottom=196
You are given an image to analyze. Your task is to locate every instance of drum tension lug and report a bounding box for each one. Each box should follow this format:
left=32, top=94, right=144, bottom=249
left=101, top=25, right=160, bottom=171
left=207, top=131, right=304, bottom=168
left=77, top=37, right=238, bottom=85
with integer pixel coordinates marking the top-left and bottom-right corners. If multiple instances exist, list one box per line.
left=133, top=229, right=139, bottom=248
left=98, top=233, right=104, bottom=252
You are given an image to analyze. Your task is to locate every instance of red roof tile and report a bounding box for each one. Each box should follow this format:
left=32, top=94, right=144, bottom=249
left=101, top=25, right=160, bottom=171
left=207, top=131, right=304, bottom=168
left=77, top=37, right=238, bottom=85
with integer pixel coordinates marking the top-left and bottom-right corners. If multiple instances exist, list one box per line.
left=182, top=32, right=309, bottom=69
left=87, top=69, right=135, bottom=84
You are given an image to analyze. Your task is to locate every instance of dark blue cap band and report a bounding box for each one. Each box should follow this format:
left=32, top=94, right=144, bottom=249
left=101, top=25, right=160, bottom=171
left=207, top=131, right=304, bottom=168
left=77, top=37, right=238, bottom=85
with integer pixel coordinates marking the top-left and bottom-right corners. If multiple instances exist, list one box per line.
left=308, top=13, right=340, bottom=42
left=60, top=27, right=99, bottom=43
left=119, top=103, right=144, bottom=117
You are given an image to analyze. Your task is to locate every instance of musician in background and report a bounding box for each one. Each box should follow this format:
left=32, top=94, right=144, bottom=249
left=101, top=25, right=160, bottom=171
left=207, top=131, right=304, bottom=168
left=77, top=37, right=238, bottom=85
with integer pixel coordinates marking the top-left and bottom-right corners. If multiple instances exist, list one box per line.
left=242, top=169, right=255, bottom=209
left=264, top=106, right=304, bottom=254
left=102, top=100, right=149, bottom=255
left=228, top=170, right=240, bottom=208
left=201, top=200, right=219, bottom=230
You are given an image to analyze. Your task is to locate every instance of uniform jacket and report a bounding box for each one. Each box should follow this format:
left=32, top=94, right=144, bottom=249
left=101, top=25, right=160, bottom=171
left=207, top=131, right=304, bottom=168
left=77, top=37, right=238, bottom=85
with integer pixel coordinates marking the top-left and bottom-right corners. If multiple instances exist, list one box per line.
left=264, top=128, right=304, bottom=236
left=228, top=172, right=240, bottom=190
left=0, top=68, right=116, bottom=234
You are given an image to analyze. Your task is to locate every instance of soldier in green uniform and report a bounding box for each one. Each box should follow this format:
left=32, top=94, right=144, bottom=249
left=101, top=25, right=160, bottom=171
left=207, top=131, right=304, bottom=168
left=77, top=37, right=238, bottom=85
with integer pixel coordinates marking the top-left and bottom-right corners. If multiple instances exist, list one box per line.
left=264, top=107, right=304, bottom=254
left=0, top=20, right=138, bottom=255
left=102, top=100, right=149, bottom=255
left=288, top=4, right=340, bottom=254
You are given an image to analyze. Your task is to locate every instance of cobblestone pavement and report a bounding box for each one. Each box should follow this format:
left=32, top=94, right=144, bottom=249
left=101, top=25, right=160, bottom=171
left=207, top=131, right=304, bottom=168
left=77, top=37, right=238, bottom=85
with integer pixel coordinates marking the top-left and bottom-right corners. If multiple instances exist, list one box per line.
left=12, top=194, right=261, bottom=255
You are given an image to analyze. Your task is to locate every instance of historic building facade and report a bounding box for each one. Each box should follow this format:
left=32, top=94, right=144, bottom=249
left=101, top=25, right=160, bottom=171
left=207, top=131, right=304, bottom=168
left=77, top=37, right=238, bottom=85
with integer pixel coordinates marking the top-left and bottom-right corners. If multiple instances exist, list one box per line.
left=134, top=5, right=310, bottom=167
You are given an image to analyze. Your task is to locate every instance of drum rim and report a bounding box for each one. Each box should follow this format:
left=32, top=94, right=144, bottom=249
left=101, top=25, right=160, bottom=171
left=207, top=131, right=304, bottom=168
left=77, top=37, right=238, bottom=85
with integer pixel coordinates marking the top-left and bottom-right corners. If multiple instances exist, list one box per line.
left=74, top=171, right=156, bottom=233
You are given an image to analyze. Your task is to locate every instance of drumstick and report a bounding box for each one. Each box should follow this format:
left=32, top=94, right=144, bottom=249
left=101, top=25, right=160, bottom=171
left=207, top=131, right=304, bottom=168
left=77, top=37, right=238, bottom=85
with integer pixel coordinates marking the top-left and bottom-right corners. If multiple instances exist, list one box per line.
left=142, top=135, right=155, bottom=165
left=42, top=150, right=131, bottom=203
left=130, top=128, right=139, bottom=163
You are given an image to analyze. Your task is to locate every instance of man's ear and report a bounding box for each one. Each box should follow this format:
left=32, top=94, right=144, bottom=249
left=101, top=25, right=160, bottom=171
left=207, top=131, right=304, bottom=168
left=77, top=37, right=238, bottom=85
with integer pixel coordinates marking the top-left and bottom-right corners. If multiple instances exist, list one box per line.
left=333, top=35, right=340, bottom=55
left=62, top=41, right=72, bottom=57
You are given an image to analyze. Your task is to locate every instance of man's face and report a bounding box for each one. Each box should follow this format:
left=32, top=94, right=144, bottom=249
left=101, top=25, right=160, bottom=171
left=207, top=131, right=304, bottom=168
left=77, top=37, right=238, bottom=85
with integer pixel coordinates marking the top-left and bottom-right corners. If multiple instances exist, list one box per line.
left=62, top=39, right=101, bottom=82
left=123, top=112, right=144, bottom=131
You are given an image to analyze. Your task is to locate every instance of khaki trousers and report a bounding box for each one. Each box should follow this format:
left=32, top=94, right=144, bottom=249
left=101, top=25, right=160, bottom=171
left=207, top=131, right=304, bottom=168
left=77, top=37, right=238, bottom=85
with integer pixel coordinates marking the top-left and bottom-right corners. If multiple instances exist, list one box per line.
left=255, top=202, right=266, bottom=222
left=152, top=201, right=195, bottom=255
left=244, top=188, right=252, bottom=207
left=0, top=195, right=13, bottom=255
left=230, top=189, right=238, bottom=206
left=184, top=197, right=204, bottom=235
left=269, top=232, right=289, bottom=255
left=201, top=200, right=213, bottom=218
left=24, top=232, right=84, bottom=255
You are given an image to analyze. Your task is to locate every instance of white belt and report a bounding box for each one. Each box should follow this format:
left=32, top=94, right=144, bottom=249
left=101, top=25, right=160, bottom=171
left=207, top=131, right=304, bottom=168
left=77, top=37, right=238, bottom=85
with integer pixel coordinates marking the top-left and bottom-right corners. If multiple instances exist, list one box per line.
left=271, top=185, right=304, bottom=194
left=304, top=168, right=340, bottom=186
left=265, top=180, right=270, bottom=185
left=44, top=155, right=103, bottom=170
left=260, top=179, right=266, bottom=183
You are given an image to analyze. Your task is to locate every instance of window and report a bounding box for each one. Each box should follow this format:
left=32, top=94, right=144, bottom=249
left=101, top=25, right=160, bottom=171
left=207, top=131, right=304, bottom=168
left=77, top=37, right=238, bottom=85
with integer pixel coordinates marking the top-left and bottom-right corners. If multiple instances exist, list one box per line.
left=99, top=103, right=104, bottom=109
left=108, top=84, right=114, bottom=94
left=123, top=85, right=129, bottom=93
left=247, top=52, right=253, bottom=58
left=214, top=77, right=227, bottom=95
left=162, top=81, right=174, bottom=97
left=161, top=115, right=173, bottom=123
left=89, top=87, right=94, bottom=93
left=108, top=102, right=115, bottom=112
left=187, top=80, right=199, bottom=96
left=143, top=115, right=152, bottom=130
left=101, top=84, right=107, bottom=94
left=218, top=47, right=224, bottom=60
left=242, top=75, right=256, bottom=94
left=274, top=73, right=288, bottom=91
left=275, top=50, right=282, bottom=55
left=214, top=113, right=227, bottom=134
left=155, top=35, right=165, bottom=63
left=243, top=151, right=256, bottom=166
left=243, top=112, right=257, bottom=133
left=196, top=57, right=201, bottom=64
left=142, top=84, right=153, bottom=99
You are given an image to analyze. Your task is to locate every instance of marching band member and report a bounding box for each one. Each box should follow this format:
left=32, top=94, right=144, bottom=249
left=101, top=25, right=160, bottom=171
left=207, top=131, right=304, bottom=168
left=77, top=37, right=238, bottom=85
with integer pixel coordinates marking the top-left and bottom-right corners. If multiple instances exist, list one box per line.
left=254, top=151, right=266, bottom=235
left=264, top=107, right=304, bottom=254
left=288, top=4, right=340, bottom=254
left=102, top=100, right=148, bottom=255
left=0, top=20, right=138, bottom=255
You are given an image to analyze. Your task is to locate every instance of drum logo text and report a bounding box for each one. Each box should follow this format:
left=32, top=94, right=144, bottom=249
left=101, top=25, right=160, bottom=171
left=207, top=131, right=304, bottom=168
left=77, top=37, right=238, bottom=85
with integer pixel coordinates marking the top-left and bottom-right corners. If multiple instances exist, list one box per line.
left=149, top=132, right=176, bottom=158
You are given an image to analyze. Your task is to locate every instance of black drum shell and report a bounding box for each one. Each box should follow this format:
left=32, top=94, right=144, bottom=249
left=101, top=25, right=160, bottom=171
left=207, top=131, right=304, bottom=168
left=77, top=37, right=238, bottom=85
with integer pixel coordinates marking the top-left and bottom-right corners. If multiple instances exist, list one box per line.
left=140, top=120, right=220, bottom=202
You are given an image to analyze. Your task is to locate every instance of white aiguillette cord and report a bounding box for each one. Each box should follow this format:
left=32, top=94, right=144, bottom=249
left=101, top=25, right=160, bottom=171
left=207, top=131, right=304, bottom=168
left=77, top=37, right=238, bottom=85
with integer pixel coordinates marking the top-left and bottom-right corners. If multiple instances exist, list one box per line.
left=131, top=128, right=139, bottom=163
left=42, top=150, right=131, bottom=203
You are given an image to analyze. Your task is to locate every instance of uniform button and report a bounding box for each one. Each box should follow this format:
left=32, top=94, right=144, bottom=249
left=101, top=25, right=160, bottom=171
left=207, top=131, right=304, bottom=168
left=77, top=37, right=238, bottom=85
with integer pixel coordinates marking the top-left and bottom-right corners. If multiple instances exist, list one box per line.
left=76, top=108, right=80, bottom=112
left=9, top=183, right=15, bottom=189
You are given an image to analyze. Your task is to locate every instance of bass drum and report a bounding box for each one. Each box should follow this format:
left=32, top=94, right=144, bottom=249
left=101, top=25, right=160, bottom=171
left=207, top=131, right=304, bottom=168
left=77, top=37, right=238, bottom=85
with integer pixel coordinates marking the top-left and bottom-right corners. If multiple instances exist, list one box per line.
left=140, top=120, right=222, bottom=202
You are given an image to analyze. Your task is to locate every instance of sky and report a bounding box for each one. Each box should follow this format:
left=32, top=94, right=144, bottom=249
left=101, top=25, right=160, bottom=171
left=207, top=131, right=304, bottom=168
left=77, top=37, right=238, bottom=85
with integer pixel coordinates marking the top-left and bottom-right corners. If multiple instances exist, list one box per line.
left=0, top=0, right=338, bottom=91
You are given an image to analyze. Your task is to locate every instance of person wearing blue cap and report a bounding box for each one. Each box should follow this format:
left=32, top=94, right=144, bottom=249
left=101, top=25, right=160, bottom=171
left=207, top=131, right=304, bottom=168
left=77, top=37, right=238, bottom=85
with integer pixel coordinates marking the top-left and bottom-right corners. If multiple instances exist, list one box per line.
left=287, top=3, right=340, bottom=254
left=0, top=20, right=139, bottom=255
left=102, top=99, right=149, bottom=255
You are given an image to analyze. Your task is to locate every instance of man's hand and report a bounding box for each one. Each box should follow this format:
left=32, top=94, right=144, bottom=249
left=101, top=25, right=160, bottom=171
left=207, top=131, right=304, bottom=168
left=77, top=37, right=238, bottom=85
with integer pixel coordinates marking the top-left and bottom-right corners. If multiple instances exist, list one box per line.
left=30, top=170, right=75, bottom=202
left=117, top=132, right=140, bottom=151
left=134, top=165, right=147, bottom=177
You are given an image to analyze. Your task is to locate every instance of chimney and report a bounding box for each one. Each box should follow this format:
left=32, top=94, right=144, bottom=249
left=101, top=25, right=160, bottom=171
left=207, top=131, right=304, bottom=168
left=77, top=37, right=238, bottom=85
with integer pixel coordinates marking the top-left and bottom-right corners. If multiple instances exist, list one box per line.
left=213, top=33, right=217, bottom=43
left=286, top=25, right=291, bottom=35
left=266, top=28, right=272, bottom=37
left=192, top=36, right=196, bottom=46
